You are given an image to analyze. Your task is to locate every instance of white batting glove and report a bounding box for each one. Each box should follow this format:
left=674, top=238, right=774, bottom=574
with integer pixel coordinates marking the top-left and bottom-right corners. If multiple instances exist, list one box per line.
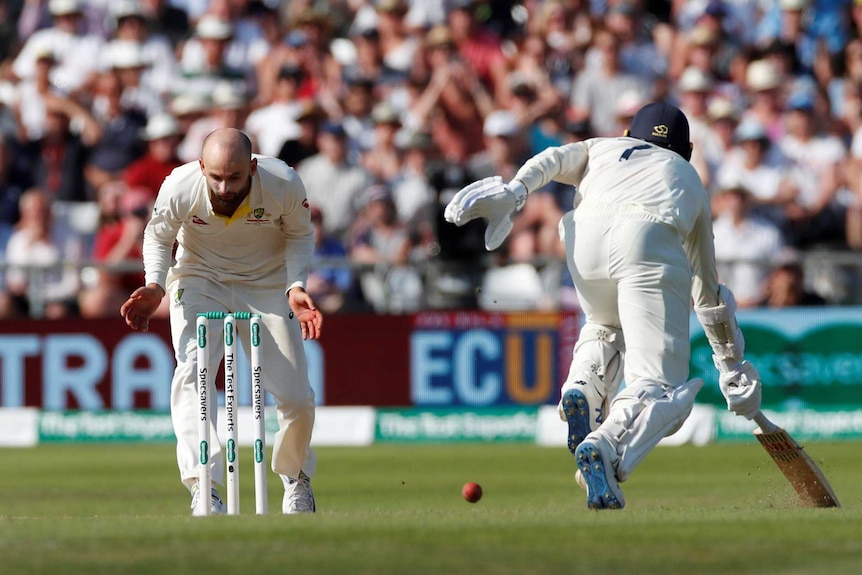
left=717, top=359, right=762, bottom=420
left=444, top=176, right=528, bottom=251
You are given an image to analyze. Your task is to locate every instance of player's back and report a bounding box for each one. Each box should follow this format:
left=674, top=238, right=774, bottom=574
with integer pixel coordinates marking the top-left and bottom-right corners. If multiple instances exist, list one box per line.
left=578, top=136, right=709, bottom=238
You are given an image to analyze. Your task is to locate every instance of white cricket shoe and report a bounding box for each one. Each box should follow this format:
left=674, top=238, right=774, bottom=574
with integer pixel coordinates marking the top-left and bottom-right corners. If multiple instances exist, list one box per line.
left=283, top=471, right=316, bottom=514
left=190, top=483, right=226, bottom=516
left=574, top=436, right=625, bottom=510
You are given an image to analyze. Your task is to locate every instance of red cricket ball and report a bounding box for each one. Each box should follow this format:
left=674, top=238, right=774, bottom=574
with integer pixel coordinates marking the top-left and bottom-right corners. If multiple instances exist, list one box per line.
left=462, top=482, right=482, bottom=503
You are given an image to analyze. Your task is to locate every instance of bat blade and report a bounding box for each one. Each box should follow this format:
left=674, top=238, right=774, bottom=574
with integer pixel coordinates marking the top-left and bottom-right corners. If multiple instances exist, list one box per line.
left=753, top=413, right=840, bottom=508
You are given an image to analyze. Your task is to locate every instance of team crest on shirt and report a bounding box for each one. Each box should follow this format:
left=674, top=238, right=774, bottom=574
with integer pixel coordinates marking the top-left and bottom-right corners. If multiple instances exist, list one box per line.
left=174, top=289, right=184, bottom=306
left=246, top=208, right=271, bottom=224
left=191, top=215, right=208, bottom=225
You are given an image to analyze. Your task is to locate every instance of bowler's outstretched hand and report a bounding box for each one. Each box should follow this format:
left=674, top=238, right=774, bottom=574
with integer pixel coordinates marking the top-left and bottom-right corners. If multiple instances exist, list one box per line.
left=289, top=288, right=323, bottom=340
left=120, top=284, right=165, bottom=332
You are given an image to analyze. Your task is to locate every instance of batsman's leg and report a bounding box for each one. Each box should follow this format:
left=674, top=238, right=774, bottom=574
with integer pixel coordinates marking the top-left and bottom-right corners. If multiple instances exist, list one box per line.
left=559, top=323, right=625, bottom=453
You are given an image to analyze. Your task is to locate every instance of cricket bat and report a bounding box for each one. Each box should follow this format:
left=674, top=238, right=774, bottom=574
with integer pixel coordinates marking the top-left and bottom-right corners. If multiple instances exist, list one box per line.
left=753, top=411, right=840, bottom=508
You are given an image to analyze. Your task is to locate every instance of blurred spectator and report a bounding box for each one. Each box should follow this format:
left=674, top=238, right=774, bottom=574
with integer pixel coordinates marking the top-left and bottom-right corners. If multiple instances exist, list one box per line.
left=107, top=0, right=179, bottom=99
left=348, top=184, right=422, bottom=313
left=177, top=83, right=248, bottom=163
left=712, top=186, right=785, bottom=308
left=12, top=0, right=105, bottom=97
left=670, top=4, right=746, bottom=83
left=137, top=0, right=190, bottom=50
left=306, top=205, right=354, bottom=314
left=603, top=1, right=667, bottom=83
left=391, top=130, right=437, bottom=235
left=17, top=92, right=102, bottom=202
left=4, top=187, right=82, bottom=317
left=244, top=63, right=307, bottom=157
left=527, top=0, right=589, bottom=96
left=244, top=3, right=291, bottom=108
left=297, top=120, right=369, bottom=239
left=168, top=91, right=210, bottom=138
left=777, top=90, right=849, bottom=248
left=78, top=182, right=150, bottom=318
left=360, top=101, right=403, bottom=182
left=339, top=75, right=377, bottom=163
left=754, top=0, right=848, bottom=75
left=0, top=134, right=31, bottom=253
left=714, top=118, right=795, bottom=227
left=123, top=112, right=183, bottom=201
left=177, top=15, right=251, bottom=98
left=759, top=250, right=826, bottom=307
left=569, top=25, right=651, bottom=136
left=676, top=66, right=717, bottom=186
left=374, top=0, right=419, bottom=78
left=742, top=58, right=787, bottom=140
left=13, top=42, right=61, bottom=142
left=278, top=101, right=322, bottom=168
left=504, top=70, right=565, bottom=155
left=102, top=39, right=164, bottom=117
left=699, top=96, right=741, bottom=190
left=410, top=24, right=488, bottom=162
left=84, top=71, right=148, bottom=193
left=445, top=0, right=508, bottom=101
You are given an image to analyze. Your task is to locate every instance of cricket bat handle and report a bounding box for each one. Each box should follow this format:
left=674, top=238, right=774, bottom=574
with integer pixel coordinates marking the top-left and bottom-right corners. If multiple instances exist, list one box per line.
left=753, top=411, right=778, bottom=434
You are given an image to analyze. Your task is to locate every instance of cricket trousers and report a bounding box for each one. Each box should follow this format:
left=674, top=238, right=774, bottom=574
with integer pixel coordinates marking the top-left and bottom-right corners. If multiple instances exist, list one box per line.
left=561, top=206, right=693, bottom=387
left=167, top=274, right=316, bottom=491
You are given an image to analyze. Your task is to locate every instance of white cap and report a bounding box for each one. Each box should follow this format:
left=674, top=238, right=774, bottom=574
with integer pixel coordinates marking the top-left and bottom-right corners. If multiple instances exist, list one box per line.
left=141, top=113, right=181, bottom=140
left=196, top=15, right=233, bottom=40
left=212, top=82, right=246, bottom=109
left=678, top=67, right=714, bottom=93
left=779, top=0, right=808, bottom=10
left=483, top=110, right=519, bottom=138
left=107, top=40, right=148, bottom=69
left=49, top=0, right=81, bottom=16
left=707, top=97, right=738, bottom=121
left=32, top=39, right=56, bottom=62
left=615, top=89, right=644, bottom=117
left=170, top=92, right=211, bottom=116
left=735, top=118, right=768, bottom=142
left=746, top=59, right=782, bottom=92
left=112, top=0, right=147, bottom=20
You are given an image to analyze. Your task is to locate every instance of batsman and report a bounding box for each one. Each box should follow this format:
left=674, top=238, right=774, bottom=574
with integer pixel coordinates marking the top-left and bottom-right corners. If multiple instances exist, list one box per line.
left=445, top=102, right=762, bottom=509
left=121, top=128, right=323, bottom=515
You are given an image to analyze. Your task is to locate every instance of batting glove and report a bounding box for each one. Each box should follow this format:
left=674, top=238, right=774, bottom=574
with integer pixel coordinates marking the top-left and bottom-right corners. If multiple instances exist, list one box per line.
left=717, top=359, right=762, bottom=420
left=444, top=176, right=528, bottom=251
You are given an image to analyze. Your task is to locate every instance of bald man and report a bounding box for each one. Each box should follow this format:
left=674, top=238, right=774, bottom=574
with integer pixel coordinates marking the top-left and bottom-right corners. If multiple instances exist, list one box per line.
left=121, top=128, right=323, bottom=515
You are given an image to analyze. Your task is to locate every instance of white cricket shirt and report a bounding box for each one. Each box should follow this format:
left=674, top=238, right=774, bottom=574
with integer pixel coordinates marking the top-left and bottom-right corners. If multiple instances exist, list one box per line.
left=513, top=137, right=720, bottom=308
left=143, top=155, right=314, bottom=293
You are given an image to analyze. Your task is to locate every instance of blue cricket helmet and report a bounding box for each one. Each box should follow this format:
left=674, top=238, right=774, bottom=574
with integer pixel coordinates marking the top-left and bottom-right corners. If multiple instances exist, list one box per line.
left=625, top=102, right=693, bottom=161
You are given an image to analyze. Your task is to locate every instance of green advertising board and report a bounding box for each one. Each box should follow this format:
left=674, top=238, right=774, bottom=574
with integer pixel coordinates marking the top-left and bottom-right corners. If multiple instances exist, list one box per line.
left=690, top=308, right=862, bottom=410
left=39, top=411, right=175, bottom=442
left=375, top=407, right=539, bottom=442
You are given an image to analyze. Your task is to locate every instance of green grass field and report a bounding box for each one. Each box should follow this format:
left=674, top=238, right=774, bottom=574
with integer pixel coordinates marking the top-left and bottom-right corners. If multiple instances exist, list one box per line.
left=1, top=442, right=860, bottom=575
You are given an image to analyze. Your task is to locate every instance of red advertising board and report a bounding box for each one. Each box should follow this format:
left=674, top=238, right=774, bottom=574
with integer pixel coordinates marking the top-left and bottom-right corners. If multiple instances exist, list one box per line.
left=0, top=311, right=576, bottom=409
left=0, top=316, right=413, bottom=409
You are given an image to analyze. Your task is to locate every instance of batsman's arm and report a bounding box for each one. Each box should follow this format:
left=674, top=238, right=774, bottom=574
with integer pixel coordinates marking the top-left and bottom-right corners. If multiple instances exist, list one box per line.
left=693, top=283, right=762, bottom=420
left=511, top=142, right=590, bottom=196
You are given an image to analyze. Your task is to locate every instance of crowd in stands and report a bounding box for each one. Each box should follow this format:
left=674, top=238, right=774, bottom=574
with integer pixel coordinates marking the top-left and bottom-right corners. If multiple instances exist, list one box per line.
left=1, top=0, right=862, bottom=318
